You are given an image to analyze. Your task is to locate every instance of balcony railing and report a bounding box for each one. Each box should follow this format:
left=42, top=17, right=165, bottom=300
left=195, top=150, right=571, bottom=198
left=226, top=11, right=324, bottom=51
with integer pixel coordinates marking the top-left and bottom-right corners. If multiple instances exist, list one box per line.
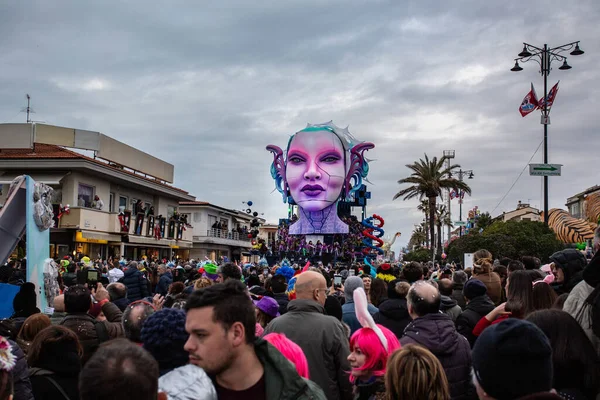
left=58, top=207, right=193, bottom=242
left=204, top=229, right=251, bottom=241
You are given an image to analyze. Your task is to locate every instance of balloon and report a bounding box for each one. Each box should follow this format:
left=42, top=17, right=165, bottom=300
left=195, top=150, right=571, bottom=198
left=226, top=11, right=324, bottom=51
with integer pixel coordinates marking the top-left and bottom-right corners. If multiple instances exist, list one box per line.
left=441, top=252, right=447, bottom=259
left=247, top=201, right=253, bottom=206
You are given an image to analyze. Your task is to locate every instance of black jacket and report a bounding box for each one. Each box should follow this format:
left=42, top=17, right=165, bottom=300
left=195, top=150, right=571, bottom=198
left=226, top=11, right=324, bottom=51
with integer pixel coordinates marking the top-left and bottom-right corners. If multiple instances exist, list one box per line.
left=400, top=313, right=475, bottom=400
left=119, top=268, right=150, bottom=301
left=29, top=339, right=81, bottom=400
left=155, top=271, right=173, bottom=297
left=373, top=298, right=411, bottom=339
left=550, top=249, right=587, bottom=295
left=455, top=295, right=495, bottom=348
left=272, top=293, right=290, bottom=315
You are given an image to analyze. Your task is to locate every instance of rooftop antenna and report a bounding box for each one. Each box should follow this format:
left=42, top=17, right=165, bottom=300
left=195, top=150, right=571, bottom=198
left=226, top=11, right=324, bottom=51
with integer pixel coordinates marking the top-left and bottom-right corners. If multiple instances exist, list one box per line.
left=20, top=94, right=35, bottom=123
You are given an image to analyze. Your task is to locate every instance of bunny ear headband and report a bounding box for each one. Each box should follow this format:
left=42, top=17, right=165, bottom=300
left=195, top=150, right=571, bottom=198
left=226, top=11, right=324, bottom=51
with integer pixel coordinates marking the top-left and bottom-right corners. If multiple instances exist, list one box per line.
left=353, top=287, right=388, bottom=351
left=533, top=273, right=555, bottom=286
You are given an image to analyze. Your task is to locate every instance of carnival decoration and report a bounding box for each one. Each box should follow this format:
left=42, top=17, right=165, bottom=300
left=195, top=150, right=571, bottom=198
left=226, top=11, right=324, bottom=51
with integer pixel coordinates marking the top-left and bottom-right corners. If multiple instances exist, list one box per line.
left=118, top=211, right=131, bottom=233
left=56, top=204, right=70, bottom=219
left=361, top=214, right=384, bottom=278
left=267, top=121, right=374, bottom=235
left=32, top=182, right=55, bottom=231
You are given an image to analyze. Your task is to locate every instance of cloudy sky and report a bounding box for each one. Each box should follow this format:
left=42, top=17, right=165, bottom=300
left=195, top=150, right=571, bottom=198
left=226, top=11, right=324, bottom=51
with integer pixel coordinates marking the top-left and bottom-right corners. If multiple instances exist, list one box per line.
left=1, top=1, right=599, bottom=254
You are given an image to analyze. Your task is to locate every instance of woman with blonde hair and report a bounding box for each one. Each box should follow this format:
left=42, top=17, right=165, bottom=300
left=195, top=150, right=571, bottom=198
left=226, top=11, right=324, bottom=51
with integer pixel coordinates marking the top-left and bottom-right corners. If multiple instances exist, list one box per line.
left=472, top=249, right=502, bottom=305
left=385, top=344, right=450, bottom=400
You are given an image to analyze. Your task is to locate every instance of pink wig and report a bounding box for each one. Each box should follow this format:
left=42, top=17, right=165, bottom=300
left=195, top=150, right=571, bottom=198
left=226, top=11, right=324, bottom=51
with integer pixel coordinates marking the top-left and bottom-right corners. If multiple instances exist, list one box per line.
left=349, top=324, right=400, bottom=382
left=263, top=333, right=310, bottom=379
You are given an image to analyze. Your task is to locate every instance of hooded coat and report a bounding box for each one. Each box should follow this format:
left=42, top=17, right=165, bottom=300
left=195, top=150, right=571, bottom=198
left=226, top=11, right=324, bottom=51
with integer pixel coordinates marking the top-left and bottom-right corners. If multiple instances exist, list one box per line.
left=373, top=298, right=411, bottom=339
left=440, top=295, right=462, bottom=322
left=119, top=267, right=150, bottom=301
left=563, top=252, right=600, bottom=356
left=451, top=283, right=467, bottom=310
left=455, top=295, right=495, bottom=348
left=155, top=270, right=173, bottom=297
left=400, top=313, right=475, bottom=400
left=550, top=249, right=587, bottom=295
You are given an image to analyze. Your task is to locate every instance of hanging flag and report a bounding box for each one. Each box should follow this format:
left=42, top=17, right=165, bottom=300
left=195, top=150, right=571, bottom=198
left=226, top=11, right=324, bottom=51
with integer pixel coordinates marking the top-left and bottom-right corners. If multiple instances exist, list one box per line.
left=450, top=190, right=457, bottom=200
left=538, top=81, right=560, bottom=111
left=519, top=83, right=539, bottom=117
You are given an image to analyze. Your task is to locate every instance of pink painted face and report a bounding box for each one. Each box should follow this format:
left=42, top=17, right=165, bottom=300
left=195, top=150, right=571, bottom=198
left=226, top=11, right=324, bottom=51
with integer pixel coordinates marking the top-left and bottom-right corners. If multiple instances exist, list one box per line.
left=285, top=130, right=346, bottom=212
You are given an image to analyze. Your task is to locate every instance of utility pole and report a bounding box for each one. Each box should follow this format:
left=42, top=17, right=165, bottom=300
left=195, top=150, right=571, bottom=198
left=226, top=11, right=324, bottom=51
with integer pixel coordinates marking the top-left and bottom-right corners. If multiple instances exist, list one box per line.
left=443, top=150, right=455, bottom=244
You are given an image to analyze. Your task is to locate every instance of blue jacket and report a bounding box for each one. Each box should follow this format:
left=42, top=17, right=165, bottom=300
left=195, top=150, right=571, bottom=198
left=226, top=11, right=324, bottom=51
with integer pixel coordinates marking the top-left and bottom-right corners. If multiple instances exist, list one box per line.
left=342, top=301, right=378, bottom=336
left=119, top=268, right=150, bottom=302
left=155, top=271, right=173, bottom=297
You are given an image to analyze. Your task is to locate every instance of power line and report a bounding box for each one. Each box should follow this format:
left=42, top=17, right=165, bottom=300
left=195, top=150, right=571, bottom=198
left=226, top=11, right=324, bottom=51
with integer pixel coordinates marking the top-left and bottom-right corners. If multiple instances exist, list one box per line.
left=491, top=139, right=544, bottom=215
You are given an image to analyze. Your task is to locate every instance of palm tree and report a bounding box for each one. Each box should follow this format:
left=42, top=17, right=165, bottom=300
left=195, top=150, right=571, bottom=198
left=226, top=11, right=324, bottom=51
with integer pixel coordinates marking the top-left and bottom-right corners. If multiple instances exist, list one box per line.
left=417, top=200, right=430, bottom=248
left=393, top=154, right=472, bottom=256
left=475, top=212, right=493, bottom=231
left=409, top=225, right=427, bottom=249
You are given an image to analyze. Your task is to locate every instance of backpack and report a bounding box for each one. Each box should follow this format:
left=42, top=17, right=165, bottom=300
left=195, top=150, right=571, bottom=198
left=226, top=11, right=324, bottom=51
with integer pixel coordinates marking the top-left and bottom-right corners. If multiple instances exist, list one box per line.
left=29, top=368, right=72, bottom=400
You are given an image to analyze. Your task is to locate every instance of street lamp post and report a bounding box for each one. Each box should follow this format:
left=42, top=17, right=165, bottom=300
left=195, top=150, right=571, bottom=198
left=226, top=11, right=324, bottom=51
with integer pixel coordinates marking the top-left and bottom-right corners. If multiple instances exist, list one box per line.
left=511, top=41, right=584, bottom=225
left=443, top=150, right=455, bottom=245
left=454, top=169, right=474, bottom=237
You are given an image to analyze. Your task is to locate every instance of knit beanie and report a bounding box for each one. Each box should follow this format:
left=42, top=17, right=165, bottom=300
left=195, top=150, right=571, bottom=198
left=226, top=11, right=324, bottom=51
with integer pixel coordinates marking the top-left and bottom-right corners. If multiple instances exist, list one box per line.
left=463, top=279, right=487, bottom=300
left=141, top=309, right=189, bottom=376
left=472, top=319, right=553, bottom=400
left=344, top=276, right=364, bottom=302
left=202, top=263, right=219, bottom=281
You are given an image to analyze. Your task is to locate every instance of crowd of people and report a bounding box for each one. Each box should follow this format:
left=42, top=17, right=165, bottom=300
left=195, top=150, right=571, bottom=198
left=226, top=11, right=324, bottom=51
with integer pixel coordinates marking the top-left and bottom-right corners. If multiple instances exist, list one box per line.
left=0, top=228, right=599, bottom=400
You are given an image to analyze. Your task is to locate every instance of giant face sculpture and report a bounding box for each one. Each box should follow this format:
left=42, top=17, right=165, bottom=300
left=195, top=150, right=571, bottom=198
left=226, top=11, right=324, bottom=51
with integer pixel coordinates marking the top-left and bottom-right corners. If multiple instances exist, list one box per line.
left=267, top=122, right=374, bottom=235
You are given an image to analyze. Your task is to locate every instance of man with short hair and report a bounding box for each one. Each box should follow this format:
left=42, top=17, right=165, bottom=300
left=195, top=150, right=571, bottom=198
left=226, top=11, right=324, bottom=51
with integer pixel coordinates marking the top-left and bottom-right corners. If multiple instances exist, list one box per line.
left=184, top=280, right=325, bottom=400
left=60, top=283, right=124, bottom=364
left=123, top=301, right=156, bottom=344
left=107, top=282, right=130, bottom=311
left=402, top=261, right=424, bottom=284
left=155, top=265, right=173, bottom=297
left=79, top=338, right=163, bottom=400
left=263, top=271, right=351, bottom=400
left=120, top=261, right=150, bottom=302
left=62, top=263, right=78, bottom=287
left=455, top=279, right=495, bottom=348
left=472, top=319, right=560, bottom=400
left=451, top=270, right=468, bottom=309
left=507, top=260, right=525, bottom=275
left=218, top=263, right=242, bottom=282
left=438, top=278, right=462, bottom=322
left=401, top=281, right=474, bottom=400
left=342, top=276, right=378, bottom=335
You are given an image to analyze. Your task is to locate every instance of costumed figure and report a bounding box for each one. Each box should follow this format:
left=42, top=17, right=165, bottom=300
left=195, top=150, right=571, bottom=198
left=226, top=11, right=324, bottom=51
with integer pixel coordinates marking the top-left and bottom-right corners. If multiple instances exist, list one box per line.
left=267, top=121, right=374, bottom=235
left=43, top=258, right=60, bottom=308
left=362, top=215, right=385, bottom=278
left=348, top=287, right=400, bottom=400
left=376, top=263, right=396, bottom=283
left=307, top=241, right=315, bottom=256
left=33, top=182, right=55, bottom=231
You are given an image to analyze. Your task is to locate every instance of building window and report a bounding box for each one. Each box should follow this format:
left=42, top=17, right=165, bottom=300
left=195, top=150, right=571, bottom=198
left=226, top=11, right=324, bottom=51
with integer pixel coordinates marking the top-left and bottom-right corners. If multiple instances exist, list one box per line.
left=109, top=193, right=115, bottom=212
left=119, top=196, right=128, bottom=213
left=570, top=202, right=581, bottom=218
left=167, top=205, right=176, bottom=219
left=78, top=184, right=94, bottom=207
left=193, top=212, right=201, bottom=223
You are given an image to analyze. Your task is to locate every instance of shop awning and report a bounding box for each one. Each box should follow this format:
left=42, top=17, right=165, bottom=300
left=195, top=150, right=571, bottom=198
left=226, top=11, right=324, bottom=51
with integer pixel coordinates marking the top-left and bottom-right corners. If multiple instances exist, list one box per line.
left=0, top=172, right=69, bottom=185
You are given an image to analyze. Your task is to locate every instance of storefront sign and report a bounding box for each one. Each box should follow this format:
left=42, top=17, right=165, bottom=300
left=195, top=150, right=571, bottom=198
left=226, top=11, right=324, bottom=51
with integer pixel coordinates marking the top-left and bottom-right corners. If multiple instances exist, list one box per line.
left=75, top=231, right=108, bottom=244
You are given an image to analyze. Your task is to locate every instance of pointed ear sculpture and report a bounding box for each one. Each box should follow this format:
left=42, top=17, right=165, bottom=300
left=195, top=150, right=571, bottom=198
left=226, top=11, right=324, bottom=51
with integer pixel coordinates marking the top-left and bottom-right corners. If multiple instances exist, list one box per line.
left=344, top=142, right=375, bottom=200
left=353, top=287, right=388, bottom=351
left=266, top=145, right=288, bottom=202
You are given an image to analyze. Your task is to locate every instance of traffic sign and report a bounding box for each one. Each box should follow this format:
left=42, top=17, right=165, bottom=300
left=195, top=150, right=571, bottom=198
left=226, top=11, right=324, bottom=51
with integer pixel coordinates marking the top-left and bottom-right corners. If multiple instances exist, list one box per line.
left=454, top=221, right=467, bottom=227
left=529, top=163, right=562, bottom=176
